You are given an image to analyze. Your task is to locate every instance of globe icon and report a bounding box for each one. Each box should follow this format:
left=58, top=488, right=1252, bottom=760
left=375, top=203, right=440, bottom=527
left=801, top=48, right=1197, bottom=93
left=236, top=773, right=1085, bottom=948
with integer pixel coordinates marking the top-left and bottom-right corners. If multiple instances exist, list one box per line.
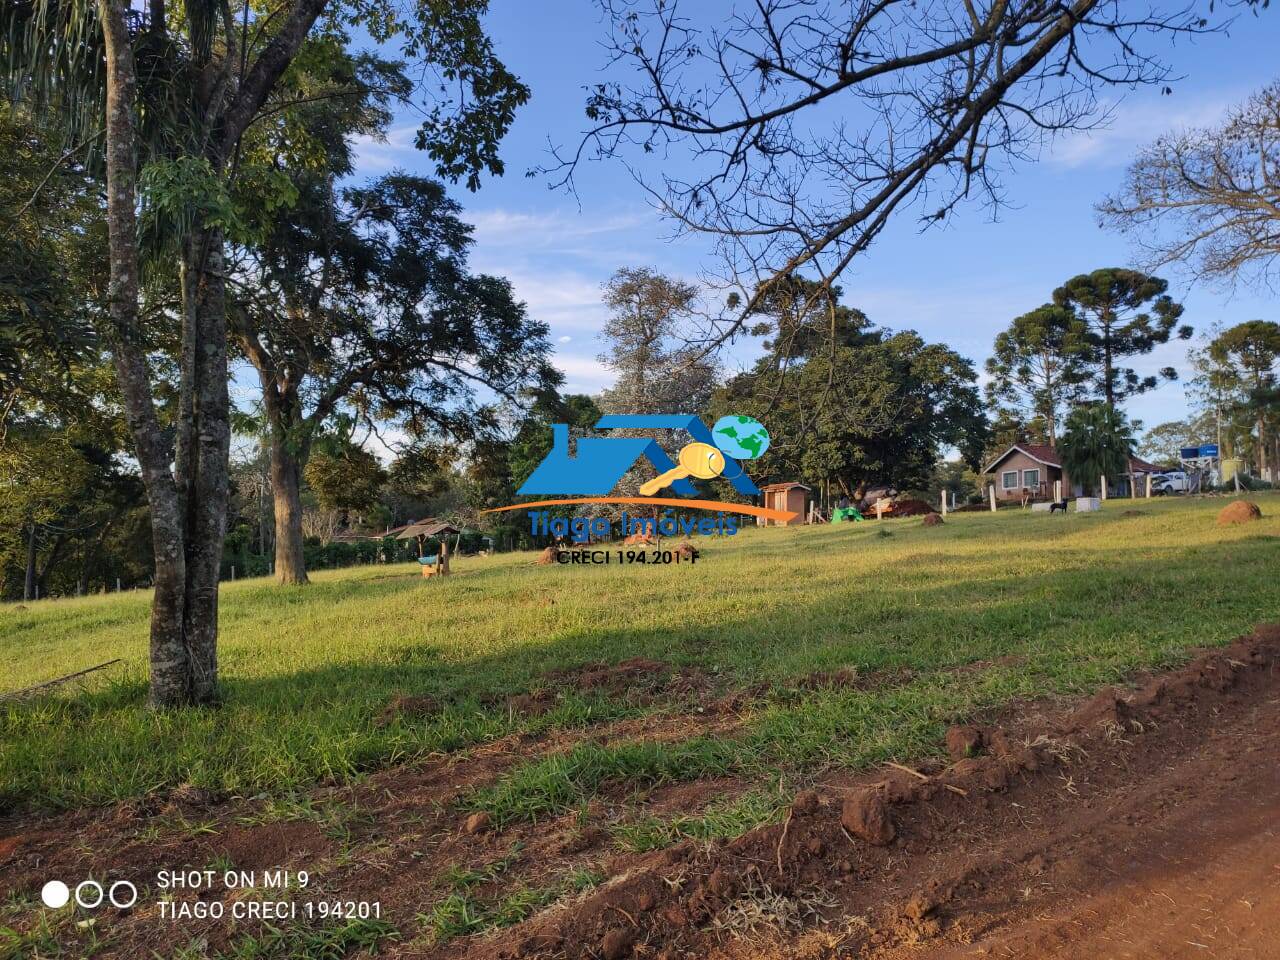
left=711, top=415, right=770, bottom=460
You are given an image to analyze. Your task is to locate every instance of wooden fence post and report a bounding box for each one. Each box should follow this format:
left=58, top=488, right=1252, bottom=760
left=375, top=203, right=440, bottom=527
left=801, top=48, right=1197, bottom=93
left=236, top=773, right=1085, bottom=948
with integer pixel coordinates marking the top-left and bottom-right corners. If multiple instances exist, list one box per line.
left=988, top=485, right=997, bottom=512
left=1145, top=473, right=1152, bottom=498
left=1100, top=474, right=1108, bottom=500
left=940, top=490, right=948, bottom=516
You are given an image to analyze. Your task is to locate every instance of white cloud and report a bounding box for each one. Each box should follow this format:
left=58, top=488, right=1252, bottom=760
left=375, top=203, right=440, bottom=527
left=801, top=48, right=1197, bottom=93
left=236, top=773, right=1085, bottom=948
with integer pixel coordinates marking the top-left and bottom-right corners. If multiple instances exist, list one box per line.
left=496, top=268, right=610, bottom=334
left=1046, top=90, right=1242, bottom=170
left=558, top=335, right=573, bottom=343
left=551, top=348, right=613, bottom=395
left=350, top=125, right=418, bottom=173
left=468, top=208, right=650, bottom=249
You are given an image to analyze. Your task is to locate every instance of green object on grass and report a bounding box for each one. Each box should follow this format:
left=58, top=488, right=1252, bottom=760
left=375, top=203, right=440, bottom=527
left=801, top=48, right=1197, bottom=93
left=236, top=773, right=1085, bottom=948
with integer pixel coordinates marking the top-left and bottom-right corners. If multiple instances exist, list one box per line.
left=832, top=506, right=862, bottom=523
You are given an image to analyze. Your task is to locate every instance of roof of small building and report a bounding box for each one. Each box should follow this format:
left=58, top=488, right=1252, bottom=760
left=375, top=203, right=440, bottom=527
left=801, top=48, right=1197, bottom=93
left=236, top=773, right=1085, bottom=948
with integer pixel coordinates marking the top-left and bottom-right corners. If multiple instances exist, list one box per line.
left=760, top=482, right=811, bottom=492
left=985, top=444, right=1163, bottom=476
left=395, top=518, right=461, bottom=540
left=983, top=443, right=1063, bottom=474
left=1127, top=455, right=1161, bottom=473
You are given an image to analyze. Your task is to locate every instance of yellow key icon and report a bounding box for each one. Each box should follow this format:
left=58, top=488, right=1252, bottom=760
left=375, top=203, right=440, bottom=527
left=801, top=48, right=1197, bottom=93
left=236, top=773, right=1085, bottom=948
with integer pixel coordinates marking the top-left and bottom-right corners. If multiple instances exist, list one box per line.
left=639, top=442, right=726, bottom=496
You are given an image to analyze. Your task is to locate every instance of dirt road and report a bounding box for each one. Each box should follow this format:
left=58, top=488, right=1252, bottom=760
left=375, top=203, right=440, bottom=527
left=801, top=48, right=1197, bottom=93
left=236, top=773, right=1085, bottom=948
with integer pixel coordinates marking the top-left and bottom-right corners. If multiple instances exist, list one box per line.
left=886, top=661, right=1280, bottom=960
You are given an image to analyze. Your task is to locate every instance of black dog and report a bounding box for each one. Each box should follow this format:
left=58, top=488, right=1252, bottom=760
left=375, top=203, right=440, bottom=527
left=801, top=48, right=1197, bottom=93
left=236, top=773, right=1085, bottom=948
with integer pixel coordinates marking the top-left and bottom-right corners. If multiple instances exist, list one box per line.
left=1048, top=498, right=1069, bottom=514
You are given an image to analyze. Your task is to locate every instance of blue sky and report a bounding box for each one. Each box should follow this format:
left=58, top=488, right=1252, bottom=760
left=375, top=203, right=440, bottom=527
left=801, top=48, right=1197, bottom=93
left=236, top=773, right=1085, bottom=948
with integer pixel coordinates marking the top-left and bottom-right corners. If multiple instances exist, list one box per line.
left=351, top=4, right=1280, bottom=436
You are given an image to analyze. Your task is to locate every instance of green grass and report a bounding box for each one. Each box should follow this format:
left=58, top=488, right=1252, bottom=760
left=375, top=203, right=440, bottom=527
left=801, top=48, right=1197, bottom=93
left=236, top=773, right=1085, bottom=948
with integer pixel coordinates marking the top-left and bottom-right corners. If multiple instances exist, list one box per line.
left=614, top=790, right=791, bottom=852
left=3, top=494, right=1279, bottom=812
left=212, top=918, right=397, bottom=959
left=419, top=885, right=562, bottom=944
left=417, top=863, right=603, bottom=945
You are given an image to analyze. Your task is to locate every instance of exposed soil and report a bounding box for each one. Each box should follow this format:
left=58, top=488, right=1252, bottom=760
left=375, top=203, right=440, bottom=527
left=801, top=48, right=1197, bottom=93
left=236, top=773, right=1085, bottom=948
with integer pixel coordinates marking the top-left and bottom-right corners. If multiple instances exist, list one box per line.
left=3, top=628, right=1280, bottom=960
left=441, top=624, right=1280, bottom=960
left=543, top=656, right=713, bottom=703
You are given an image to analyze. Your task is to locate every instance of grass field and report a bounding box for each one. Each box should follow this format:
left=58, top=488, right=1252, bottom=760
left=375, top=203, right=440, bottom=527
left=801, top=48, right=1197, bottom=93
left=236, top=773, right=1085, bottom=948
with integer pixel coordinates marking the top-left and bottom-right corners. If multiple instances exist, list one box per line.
left=2, top=494, right=1278, bottom=815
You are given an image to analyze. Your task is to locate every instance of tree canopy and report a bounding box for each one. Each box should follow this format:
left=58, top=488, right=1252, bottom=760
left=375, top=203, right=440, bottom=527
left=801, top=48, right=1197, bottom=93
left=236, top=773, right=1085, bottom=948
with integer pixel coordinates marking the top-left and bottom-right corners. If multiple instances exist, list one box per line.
left=1207, top=320, right=1280, bottom=474
left=1100, top=81, right=1280, bottom=290
left=1052, top=268, right=1191, bottom=410
left=985, top=304, right=1090, bottom=448
left=1, top=0, right=531, bottom=704
left=712, top=291, right=987, bottom=497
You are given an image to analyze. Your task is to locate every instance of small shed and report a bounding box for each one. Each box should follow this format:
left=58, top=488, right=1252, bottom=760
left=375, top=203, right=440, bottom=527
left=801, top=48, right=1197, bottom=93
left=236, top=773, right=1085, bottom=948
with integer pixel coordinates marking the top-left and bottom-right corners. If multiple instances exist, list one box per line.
left=759, top=482, right=810, bottom=526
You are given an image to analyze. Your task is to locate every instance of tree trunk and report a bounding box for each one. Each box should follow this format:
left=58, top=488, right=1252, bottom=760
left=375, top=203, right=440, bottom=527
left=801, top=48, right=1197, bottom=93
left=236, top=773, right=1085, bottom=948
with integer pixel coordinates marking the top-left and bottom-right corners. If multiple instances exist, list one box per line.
left=180, top=228, right=232, bottom=704
left=82, top=516, right=117, bottom=596
left=23, top=520, right=37, bottom=602
left=1257, top=413, right=1267, bottom=477
left=271, top=439, right=309, bottom=585
left=36, top=533, right=68, bottom=595
left=99, top=0, right=194, bottom=708
left=1102, top=326, right=1115, bottom=412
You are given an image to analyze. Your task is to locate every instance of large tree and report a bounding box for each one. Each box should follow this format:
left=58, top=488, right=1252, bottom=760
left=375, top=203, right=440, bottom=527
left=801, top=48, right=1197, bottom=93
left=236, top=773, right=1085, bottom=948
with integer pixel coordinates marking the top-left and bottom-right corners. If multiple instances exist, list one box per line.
left=711, top=295, right=987, bottom=497
left=1099, top=82, right=1280, bottom=290
left=234, top=167, right=557, bottom=584
left=1052, top=269, right=1191, bottom=411
left=1138, top=414, right=1216, bottom=465
left=597, top=268, right=716, bottom=416
left=553, top=1, right=1221, bottom=369
left=2, top=0, right=528, bottom=704
left=1208, top=320, right=1280, bottom=476
left=985, top=304, right=1090, bottom=448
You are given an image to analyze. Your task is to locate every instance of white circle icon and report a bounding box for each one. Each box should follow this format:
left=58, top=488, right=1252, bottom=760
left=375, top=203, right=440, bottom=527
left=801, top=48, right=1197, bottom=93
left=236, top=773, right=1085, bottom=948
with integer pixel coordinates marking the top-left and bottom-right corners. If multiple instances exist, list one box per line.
left=75, top=880, right=104, bottom=909
left=40, top=880, right=70, bottom=909
left=108, top=880, right=138, bottom=909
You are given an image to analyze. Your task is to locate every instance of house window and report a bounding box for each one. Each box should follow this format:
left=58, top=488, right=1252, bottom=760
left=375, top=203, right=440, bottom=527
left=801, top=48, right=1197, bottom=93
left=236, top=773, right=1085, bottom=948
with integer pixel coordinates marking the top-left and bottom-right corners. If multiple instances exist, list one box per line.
left=1022, top=468, right=1040, bottom=489
left=1001, top=470, right=1019, bottom=490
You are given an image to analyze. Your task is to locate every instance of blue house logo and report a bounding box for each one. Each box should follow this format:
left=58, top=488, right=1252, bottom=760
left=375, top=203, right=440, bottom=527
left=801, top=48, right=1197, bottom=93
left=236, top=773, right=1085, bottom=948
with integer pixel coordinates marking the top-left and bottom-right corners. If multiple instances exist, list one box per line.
left=518, top=414, right=762, bottom=497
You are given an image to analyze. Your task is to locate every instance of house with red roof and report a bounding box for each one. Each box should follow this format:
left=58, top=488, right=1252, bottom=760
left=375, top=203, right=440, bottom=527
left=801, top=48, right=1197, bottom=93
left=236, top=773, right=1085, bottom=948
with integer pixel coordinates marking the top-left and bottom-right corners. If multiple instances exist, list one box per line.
left=983, top=443, right=1163, bottom=501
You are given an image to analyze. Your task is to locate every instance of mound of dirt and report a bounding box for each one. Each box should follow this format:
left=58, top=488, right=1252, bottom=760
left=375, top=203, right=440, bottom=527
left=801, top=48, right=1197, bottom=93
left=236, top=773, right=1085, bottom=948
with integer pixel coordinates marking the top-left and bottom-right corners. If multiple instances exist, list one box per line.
left=542, top=659, right=716, bottom=713
left=534, top=545, right=558, bottom=564
left=841, top=789, right=896, bottom=846
left=674, top=541, right=699, bottom=560
left=1217, top=500, right=1262, bottom=525
left=1121, top=508, right=1145, bottom=517
left=921, top=513, right=944, bottom=527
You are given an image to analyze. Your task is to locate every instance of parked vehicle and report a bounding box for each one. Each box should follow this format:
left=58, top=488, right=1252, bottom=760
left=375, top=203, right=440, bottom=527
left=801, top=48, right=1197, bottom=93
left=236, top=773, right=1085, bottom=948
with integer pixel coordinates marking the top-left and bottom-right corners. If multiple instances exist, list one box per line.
left=1151, top=471, right=1189, bottom=494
